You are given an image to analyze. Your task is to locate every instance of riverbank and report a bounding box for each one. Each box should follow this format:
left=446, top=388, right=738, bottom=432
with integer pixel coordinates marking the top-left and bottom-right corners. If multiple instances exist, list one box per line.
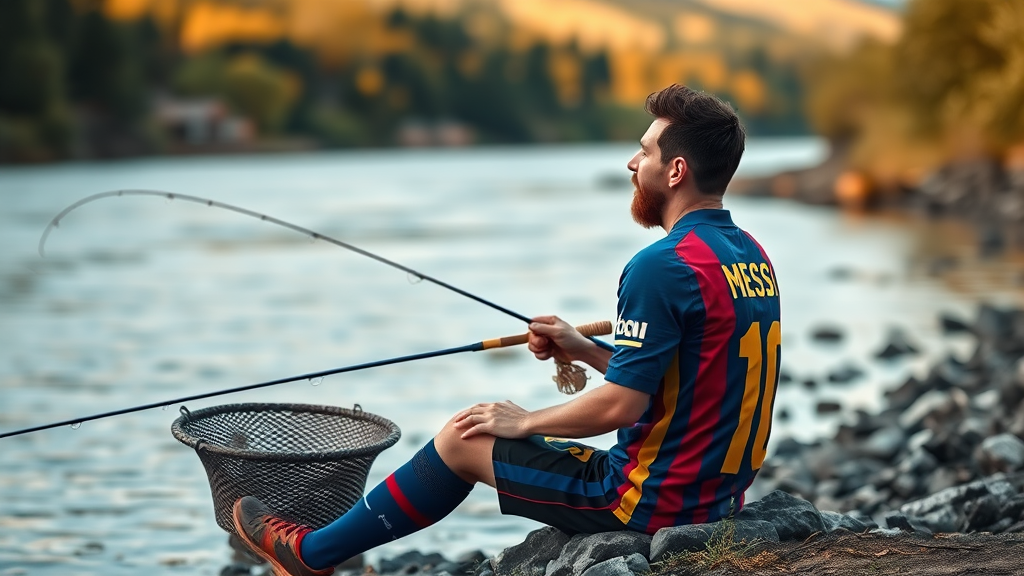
left=219, top=304, right=1024, bottom=575
left=731, top=146, right=1024, bottom=255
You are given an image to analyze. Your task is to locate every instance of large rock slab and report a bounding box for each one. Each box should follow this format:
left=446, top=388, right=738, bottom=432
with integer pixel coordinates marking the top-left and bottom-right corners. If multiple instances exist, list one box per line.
left=579, top=553, right=648, bottom=576
left=649, top=523, right=716, bottom=561
left=545, top=532, right=651, bottom=576
left=492, top=526, right=570, bottom=576
left=735, top=490, right=825, bottom=541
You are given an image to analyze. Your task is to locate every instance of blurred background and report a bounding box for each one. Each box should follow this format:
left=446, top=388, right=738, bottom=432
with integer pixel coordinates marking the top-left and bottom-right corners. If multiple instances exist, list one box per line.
left=2, top=0, right=1024, bottom=574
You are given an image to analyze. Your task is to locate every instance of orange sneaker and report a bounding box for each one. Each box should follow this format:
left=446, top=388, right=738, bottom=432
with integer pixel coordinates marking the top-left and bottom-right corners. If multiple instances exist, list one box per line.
left=232, top=496, right=334, bottom=576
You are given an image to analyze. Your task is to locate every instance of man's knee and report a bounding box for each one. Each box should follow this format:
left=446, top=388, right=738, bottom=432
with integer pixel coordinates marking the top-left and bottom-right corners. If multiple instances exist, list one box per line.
left=434, top=416, right=496, bottom=487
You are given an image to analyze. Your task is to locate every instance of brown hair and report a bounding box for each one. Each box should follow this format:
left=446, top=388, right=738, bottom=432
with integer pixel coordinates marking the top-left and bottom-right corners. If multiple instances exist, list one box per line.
left=644, top=84, right=746, bottom=195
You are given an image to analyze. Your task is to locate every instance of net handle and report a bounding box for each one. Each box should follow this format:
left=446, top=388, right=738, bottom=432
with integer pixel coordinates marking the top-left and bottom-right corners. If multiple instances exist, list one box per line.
left=480, top=320, right=612, bottom=350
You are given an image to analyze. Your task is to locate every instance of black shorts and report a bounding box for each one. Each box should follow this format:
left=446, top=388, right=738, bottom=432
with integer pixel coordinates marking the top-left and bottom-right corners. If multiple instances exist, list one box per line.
left=492, top=436, right=629, bottom=535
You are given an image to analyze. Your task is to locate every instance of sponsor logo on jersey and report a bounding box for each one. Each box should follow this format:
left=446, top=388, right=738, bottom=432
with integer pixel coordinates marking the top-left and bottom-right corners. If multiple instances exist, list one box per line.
left=614, top=315, right=648, bottom=348
left=721, top=262, right=778, bottom=299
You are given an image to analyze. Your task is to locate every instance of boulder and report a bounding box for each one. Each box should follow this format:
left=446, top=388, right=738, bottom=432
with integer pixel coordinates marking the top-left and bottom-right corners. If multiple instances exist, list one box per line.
left=545, top=532, right=651, bottom=576
left=649, top=524, right=716, bottom=561
left=976, top=433, right=1024, bottom=474
left=874, top=327, right=920, bottom=360
left=820, top=511, right=869, bottom=533
left=580, top=554, right=648, bottom=576
left=735, top=490, right=825, bottom=541
left=379, top=551, right=446, bottom=574
left=492, top=526, right=570, bottom=576
left=731, top=520, right=780, bottom=544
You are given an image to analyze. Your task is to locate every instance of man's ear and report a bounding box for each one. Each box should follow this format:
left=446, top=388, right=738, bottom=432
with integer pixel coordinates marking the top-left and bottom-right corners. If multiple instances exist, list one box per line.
left=668, top=157, right=688, bottom=187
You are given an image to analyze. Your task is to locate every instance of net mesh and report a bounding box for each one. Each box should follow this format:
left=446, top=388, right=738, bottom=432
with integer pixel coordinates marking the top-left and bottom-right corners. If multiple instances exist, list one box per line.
left=171, top=403, right=400, bottom=533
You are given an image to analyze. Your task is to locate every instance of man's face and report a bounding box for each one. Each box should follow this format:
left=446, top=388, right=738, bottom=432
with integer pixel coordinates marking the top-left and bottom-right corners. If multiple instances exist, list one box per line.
left=626, top=118, right=671, bottom=229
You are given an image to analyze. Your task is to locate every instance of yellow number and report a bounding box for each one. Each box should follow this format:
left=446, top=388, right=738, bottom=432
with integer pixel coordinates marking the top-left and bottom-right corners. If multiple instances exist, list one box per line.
left=721, top=320, right=781, bottom=474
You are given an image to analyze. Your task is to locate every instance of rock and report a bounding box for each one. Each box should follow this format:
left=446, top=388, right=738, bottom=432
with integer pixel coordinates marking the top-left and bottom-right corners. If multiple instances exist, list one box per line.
left=939, top=313, right=973, bottom=334
left=492, top=526, right=570, bottom=576
left=859, top=425, right=907, bottom=460
left=803, top=378, right=818, bottom=390
left=735, top=490, right=825, bottom=541
left=732, top=520, right=780, bottom=543
left=827, top=364, right=865, bottom=384
left=650, top=523, right=716, bottom=561
left=869, top=527, right=902, bottom=537
left=1001, top=495, right=1024, bottom=522
left=963, top=494, right=1003, bottom=533
left=820, top=511, right=869, bottom=533
left=580, top=554, right=649, bottom=576
left=545, top=532, right=651, bottom=576
left=846, top=510, right=879, bottom=529
left=898, top=390, right=954, bottom=431
left=976, top=433, right=1024, bottom=474
left=379, top=551, right=446, bottom=574
left=816, top=400, right=842, bottom=414
left=219, top=563, right=252, bottom=576
left=874, top=327, right=920, bottom=360
left=811, top=325, right=844, bottom=343
left=897, top=447, right=939, bottom=477
left=884, top=511, right=933, bottom=536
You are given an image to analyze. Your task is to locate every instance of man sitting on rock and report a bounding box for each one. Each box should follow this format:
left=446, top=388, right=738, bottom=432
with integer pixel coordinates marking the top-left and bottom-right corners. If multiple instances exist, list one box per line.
left=232, top=84, right=783, bottom=576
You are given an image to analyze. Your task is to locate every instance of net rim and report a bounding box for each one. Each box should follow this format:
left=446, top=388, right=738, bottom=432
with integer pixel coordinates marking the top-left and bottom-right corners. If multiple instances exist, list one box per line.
left=170, top=402, right=401, bottom=462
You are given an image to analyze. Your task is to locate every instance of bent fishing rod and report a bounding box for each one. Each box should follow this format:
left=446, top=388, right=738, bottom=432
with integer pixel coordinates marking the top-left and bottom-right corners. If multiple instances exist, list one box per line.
left=0, top=321, right=611, bottom=439
left=38, top=189, right=614, bottom=353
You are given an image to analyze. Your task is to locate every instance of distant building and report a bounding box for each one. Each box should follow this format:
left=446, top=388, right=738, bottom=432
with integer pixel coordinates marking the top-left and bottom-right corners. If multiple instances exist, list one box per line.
left=153, top=97, right=254, bottom=150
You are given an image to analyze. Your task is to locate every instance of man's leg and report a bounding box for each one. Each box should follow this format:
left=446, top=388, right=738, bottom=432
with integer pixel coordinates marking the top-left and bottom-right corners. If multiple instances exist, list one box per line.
left=234, top=416, right=497, bottom=574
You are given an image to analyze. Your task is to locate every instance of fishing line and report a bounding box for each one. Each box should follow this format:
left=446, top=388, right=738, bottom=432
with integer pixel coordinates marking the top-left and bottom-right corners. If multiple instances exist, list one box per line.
left=38, top=189, right=615, bottom=352
left=0, top=321, right=611, bottom=439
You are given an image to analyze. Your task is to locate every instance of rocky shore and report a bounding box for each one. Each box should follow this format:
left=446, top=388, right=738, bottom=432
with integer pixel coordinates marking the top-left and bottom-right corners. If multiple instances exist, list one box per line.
left=733, top=149, right=1024, bottom=254
left=222, top=305, right=1024, bottom=576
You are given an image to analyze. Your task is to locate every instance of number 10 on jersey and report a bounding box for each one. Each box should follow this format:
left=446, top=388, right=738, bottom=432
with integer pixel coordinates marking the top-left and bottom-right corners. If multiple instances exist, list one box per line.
left=721, top=320, right=781, bottom=474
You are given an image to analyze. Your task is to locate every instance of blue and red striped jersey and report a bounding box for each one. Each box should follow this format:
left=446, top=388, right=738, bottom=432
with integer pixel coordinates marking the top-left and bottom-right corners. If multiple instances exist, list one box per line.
left=604, top=208, right=781, bottom=533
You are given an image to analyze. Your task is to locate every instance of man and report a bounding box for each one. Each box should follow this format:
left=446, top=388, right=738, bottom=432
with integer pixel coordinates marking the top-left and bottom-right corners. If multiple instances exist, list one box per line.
left=232, top=84, right=782, bottom=576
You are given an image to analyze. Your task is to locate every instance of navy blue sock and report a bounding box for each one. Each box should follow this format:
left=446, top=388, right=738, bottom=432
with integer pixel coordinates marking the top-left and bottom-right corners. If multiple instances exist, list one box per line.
left=300, top=440, right=473, bottom=570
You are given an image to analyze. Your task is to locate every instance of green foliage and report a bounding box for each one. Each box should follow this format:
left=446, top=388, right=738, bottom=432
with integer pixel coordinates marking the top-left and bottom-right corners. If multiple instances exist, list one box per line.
left=222, top=55, right=299, bottom=134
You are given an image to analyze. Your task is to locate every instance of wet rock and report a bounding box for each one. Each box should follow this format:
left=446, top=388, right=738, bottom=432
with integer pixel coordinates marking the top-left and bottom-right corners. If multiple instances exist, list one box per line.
left=649, top=524, right=715, bottom=561
left=816, top=400, right=842, bottom=414
left=859, top=425, right=907, bottom=460
left=975, top=433, right=1024, bottom=474
left=811, top=325, right=844, bottom=343
left=939, top=313, right=973, bottom=334
left=735, top=490, right=825, bottom=540
left=546, top=532, right=651, bottom=576
left=899, top=390, right=955, bottom=431
left=803, top=378, right=818, bottom=390
left=874, top=327, right=920, bottom=360
left=827, top=364, right=865, bottom=384
left=491, top=526, right=570, bottom=576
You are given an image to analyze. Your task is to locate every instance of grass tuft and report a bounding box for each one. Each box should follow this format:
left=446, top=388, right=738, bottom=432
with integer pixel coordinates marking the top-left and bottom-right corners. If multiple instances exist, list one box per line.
left=647, top=519, right=780, bottom=576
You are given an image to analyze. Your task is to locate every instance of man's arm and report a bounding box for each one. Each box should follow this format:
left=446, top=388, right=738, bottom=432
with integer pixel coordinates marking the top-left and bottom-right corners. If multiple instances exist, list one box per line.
left=453, top=381, right=650, bottom=440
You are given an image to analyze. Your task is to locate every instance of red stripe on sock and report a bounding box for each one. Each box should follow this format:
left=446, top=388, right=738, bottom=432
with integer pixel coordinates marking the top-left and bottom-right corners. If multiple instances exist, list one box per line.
left=385, top=475, right=432, bottom=528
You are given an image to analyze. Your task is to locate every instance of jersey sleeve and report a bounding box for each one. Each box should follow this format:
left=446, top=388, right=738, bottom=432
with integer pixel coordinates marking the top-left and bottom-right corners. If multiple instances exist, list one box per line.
left=604, top=246, right=692, bottom=395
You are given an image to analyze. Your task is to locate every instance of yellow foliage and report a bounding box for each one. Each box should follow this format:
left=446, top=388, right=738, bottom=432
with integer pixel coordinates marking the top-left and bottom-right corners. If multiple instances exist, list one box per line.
left=180, top=2, right=284, bottom=54
left=549, top=50, right=583, bottom=107
left=674, top=14, right=716, bottom=45
left=730, top=70, right=765, bottom=113
left=356, top=67, right=385, bottom=96
left=223, top=54, right=300, bottom=133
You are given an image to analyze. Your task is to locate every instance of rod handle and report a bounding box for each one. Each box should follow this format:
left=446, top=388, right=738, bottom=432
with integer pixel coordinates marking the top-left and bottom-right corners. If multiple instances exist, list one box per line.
left=481, top=320, right=612, bottom=350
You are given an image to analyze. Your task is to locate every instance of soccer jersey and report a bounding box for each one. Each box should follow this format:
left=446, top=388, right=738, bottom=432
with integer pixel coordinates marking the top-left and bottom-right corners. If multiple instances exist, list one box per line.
left=604, top=208, right=781, bottom=533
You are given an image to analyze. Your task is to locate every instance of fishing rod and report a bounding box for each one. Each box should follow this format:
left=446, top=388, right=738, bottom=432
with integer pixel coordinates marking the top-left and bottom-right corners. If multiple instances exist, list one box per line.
left=0, top=321, right=611, bottom=439
left=38, top=189, right=615, bottom=353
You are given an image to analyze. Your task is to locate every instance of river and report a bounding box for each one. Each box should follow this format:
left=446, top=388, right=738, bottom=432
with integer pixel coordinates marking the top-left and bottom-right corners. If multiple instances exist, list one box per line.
left=1, top=141, right=1022, bottom=574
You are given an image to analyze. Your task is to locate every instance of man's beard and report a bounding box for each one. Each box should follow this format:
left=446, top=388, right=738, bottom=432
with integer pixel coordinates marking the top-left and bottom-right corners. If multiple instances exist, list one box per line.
left=630, top=173, right=666, bottom=229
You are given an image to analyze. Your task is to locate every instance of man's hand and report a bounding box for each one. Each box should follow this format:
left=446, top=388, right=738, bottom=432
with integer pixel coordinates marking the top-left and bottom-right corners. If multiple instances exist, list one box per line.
left=528, top=315, right=611, bottom=373
left=454, top=401, right=531, bottom=439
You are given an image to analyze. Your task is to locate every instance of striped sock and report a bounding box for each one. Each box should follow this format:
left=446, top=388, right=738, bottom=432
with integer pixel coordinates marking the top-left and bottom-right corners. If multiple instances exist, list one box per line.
left=299, top=440, right=473, bottom=570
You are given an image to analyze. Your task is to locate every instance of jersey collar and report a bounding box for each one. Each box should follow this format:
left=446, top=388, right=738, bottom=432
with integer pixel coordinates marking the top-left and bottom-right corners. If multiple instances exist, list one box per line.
left=672, top=208, right=734, bottom=230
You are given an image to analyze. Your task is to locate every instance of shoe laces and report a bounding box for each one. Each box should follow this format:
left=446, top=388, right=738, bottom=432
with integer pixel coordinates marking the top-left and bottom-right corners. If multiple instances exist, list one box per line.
left=265, top=516, right=307, bottom=540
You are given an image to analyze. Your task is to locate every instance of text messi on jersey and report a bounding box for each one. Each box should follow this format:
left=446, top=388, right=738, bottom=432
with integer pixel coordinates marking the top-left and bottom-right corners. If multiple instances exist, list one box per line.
left=721, top=262, right=778, bottom=299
